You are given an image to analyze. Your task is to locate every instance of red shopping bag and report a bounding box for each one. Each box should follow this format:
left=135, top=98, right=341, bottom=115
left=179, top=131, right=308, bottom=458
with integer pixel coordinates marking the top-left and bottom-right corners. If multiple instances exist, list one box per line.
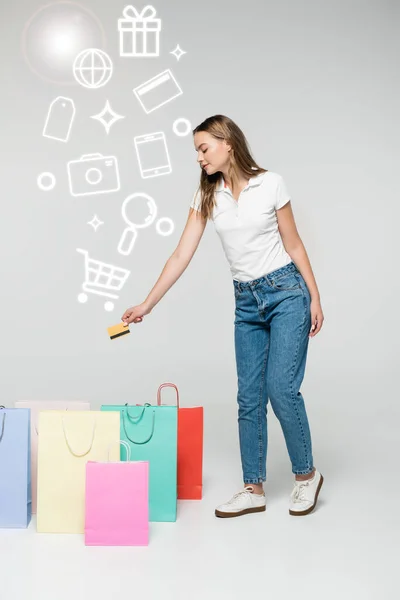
left=157, top=383, right=203, bottom=500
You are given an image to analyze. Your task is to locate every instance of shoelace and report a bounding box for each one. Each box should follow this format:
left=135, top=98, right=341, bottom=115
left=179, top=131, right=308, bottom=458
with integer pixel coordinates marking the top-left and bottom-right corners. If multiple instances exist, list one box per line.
left=291, top=480, right=310, bottom=503
left=227, top=488, right=255, bottom=505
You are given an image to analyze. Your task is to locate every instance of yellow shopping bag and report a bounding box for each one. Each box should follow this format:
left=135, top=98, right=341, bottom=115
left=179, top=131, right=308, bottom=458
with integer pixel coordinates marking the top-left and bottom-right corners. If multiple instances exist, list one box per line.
left=36, top=410, right=120, bottom=533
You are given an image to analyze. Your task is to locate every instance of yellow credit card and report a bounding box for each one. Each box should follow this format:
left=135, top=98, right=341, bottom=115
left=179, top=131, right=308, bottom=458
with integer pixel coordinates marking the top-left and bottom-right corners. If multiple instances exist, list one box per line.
left=107, top=323, right=130, bottom=340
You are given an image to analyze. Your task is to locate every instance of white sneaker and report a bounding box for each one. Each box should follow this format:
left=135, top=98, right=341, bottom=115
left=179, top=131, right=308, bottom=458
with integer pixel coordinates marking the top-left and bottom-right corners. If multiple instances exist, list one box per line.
left=215, top=486, right=266, bottom=518
left=289, top=469, right=324, bottom=516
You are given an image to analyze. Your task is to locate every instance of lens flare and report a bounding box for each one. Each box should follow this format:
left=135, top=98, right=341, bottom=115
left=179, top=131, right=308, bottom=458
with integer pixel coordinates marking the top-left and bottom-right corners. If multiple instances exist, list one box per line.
left=21, top=1, right=106, bottom=85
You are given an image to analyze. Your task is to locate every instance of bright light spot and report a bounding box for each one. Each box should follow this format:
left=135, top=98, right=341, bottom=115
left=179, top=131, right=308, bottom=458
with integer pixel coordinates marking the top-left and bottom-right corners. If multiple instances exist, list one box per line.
left=51, top=31, right=75, bottom=55
left=22, top=2, right=106, bottom=84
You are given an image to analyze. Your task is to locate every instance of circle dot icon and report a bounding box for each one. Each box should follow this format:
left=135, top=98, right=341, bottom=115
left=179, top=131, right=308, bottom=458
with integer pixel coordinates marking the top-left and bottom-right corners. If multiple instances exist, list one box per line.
left=78, top=293, right=88, bottom=304
left=156, top=217, right=174, bottom=237
left=172, top=118, right=191, bottom=137
left=37, top=172, right=56, bottom=191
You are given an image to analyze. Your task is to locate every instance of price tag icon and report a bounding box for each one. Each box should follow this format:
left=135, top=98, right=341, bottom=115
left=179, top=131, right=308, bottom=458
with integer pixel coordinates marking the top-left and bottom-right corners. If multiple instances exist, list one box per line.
left=43, top=96, right=76, bottom=143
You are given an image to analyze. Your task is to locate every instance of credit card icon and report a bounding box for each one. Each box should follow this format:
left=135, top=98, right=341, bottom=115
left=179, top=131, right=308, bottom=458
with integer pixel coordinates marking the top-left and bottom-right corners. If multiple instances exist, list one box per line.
left=133, top=69, right=183, bottom=114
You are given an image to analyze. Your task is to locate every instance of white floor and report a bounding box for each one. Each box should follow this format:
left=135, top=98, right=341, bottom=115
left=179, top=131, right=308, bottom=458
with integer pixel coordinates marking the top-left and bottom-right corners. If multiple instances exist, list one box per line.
left=1, top=408, right=398, bottom=600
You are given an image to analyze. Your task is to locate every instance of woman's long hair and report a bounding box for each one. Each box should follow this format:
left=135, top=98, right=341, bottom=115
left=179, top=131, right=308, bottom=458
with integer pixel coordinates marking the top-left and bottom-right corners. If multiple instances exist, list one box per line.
left=192, top=115, right=267, bottom=220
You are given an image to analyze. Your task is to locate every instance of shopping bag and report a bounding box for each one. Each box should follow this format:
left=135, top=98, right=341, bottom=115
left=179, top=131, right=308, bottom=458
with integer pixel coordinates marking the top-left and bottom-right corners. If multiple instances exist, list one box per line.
left=157, top=383, right=204, bottom=500
left=0, top=407, right=31, bottom=528
left=101, top=403, right=177, bottom=522
left=14, top=401, right=90, bottom=514
left=85, top=441, right=149, bottom=546
left=36, top=410, right=120, bottom=533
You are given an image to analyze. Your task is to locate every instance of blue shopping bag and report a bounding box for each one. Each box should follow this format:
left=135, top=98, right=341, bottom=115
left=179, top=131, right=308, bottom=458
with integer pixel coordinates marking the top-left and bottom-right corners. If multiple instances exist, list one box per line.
left=101, top=403, right=177, bottom=522
left=0, top=407, right=32, bottom=528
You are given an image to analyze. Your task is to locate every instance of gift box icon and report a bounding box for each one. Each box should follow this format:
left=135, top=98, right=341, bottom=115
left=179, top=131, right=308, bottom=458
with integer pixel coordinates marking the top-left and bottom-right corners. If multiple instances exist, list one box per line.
left=118, top=5, right=161, bottom=57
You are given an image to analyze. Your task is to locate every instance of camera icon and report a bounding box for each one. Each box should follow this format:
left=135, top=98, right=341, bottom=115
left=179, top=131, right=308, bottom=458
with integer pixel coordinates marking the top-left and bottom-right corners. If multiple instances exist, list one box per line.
left=67, top=153, right=121, bottom=197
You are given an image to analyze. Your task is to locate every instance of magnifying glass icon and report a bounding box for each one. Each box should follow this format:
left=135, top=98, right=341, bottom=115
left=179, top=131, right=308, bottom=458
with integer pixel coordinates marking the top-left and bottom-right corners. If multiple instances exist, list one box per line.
left=118, top=193, right=158, bottom=255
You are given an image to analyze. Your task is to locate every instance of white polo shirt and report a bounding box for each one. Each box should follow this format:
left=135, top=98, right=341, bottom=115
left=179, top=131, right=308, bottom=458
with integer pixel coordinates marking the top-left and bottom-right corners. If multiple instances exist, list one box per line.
left=190, top=171, right=292, bottom=282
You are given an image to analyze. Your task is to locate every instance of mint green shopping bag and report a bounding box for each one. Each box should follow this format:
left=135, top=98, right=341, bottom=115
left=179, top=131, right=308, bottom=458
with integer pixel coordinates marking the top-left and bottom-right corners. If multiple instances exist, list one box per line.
left=101, top=404, right=177, bottom=522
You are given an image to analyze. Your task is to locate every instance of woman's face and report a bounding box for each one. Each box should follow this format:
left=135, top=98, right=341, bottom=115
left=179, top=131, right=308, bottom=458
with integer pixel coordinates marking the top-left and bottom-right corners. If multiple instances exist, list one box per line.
left=193, top=131, right=231, bottom=176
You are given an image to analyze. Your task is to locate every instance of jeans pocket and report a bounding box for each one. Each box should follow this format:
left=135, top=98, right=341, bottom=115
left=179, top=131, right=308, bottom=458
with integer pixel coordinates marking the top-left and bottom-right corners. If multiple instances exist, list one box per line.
left=270, top=271, right=301, bottom=291
left=234, top=285, right=242, bottom=300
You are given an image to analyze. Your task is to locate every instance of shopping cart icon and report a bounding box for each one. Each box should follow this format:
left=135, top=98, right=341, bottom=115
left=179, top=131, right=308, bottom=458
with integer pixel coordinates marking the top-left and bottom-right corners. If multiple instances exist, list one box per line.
left=76, top=248, right=130, bottom=311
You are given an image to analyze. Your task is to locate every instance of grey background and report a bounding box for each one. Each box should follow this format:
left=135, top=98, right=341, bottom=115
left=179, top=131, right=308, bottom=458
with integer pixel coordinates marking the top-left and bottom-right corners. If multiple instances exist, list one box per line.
left=1, top=0, right=399, bottom=468
left=1, top=0, right=398, bottom=471
left=0, top=1, right=399, bottom=597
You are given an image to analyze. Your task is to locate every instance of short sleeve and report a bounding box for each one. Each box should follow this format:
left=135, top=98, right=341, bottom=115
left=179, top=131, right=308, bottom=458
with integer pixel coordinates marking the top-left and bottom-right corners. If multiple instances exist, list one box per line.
left=190, top=188, right=202, bottom=212
left=275, top=175, right=291, bottom=210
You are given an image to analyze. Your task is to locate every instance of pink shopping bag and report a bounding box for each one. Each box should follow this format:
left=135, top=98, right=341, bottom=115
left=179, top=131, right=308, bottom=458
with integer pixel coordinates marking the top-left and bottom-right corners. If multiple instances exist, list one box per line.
left=84, top=441, right=149, bottom=546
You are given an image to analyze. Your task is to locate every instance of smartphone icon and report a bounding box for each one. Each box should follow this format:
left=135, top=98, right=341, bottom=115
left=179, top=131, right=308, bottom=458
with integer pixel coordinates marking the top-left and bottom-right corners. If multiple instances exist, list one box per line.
left=134, top=132, right=172, bottom=179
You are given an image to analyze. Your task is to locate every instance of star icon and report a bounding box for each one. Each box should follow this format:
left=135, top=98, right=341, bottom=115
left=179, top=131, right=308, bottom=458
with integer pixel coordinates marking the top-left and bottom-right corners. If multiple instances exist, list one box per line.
left=170, top=44, right=187, bottom=61
left=87, top=214, right=104, bottom=232
left=90, top=100, right=125, bottom=135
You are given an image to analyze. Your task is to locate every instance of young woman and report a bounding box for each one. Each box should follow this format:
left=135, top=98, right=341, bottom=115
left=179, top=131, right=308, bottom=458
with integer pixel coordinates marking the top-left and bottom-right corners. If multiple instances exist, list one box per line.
left=122, top=115, right=324, bottom=518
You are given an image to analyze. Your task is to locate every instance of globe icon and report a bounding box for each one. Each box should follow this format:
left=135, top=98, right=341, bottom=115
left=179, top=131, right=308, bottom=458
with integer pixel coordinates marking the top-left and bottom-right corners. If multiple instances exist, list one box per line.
left=73, top=48, right=113, bottom=89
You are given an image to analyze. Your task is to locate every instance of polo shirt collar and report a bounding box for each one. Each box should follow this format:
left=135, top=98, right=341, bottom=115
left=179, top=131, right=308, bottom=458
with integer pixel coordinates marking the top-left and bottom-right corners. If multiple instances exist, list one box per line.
left=216, top=170, right=265, bottom=193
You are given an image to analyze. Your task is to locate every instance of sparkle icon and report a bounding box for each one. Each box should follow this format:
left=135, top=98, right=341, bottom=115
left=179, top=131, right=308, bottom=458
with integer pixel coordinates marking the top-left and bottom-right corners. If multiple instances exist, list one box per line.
left=170, top=44, right=186, bottom=61
left=87, top=214, right=104, bottom=232
left=90, top=100, right=125, bottom=135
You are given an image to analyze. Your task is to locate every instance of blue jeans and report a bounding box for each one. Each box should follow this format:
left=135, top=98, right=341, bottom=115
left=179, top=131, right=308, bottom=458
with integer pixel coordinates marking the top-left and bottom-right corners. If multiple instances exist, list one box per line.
left=233, top=261, right=314, bottom=484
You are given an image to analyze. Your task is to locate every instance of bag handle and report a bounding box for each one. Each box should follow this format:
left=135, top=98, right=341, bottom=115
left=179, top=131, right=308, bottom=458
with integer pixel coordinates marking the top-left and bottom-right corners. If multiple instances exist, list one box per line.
left=122, top=408, right=155, bottom=445
left=61, top=416, right=96, bottom=458
left=0, top=411, right=6, bottom=443
left=156, top=383, right=180, bottom=407
left=34, top=407, right=71, bottom=436
left=124, top=402, right=151, bottom=423
left=107, top=439, right=131, bottom=462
